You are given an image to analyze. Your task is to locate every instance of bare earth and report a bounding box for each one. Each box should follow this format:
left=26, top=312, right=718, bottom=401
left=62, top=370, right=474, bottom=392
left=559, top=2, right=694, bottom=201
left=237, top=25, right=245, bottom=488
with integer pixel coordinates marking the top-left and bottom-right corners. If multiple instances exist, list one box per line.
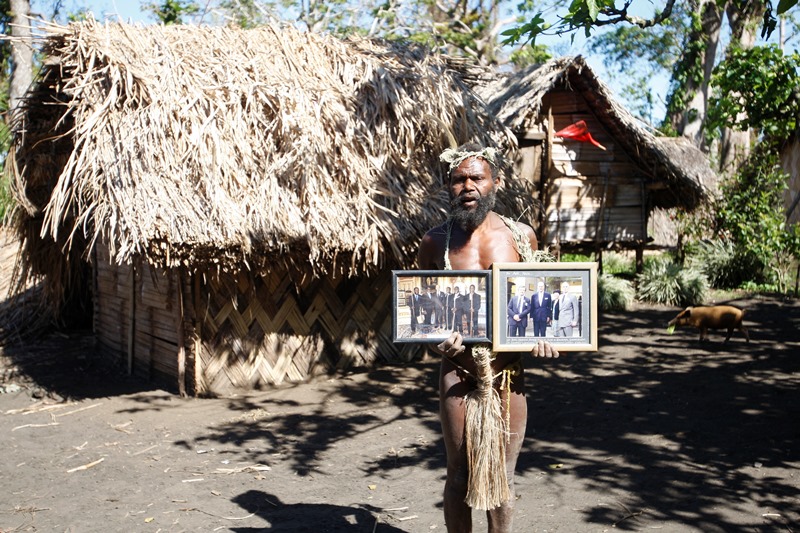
left=1, top=295, right=798, bottom=533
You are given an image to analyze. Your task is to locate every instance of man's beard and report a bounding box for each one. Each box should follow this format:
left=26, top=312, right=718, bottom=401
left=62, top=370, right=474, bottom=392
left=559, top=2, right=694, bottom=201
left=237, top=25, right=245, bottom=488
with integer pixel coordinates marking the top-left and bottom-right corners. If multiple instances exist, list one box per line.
left=450, top=187, right=497, bottom=231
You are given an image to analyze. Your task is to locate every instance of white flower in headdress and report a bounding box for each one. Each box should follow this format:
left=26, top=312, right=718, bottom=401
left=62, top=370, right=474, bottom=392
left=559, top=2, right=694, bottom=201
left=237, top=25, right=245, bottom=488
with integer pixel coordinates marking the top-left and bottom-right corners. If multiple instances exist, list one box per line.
left=439, top=147, right=498, bottom=172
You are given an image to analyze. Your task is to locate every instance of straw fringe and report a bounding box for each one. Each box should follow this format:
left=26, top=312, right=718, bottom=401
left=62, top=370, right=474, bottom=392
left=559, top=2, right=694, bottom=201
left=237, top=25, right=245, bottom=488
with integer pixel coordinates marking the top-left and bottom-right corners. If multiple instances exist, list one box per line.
left=7, top=19, right=514, bottom=281
left=464, top=345, right=511, bottom=510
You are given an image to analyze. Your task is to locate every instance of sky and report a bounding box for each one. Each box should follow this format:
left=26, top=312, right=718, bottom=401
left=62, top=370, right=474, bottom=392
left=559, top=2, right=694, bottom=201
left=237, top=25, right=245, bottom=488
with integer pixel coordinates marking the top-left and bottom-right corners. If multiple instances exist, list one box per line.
left=48, top=1, right=793, bottom=127
left=61, top=1, right=670, bottom=123
left=76, top=1, right=148, bottom=23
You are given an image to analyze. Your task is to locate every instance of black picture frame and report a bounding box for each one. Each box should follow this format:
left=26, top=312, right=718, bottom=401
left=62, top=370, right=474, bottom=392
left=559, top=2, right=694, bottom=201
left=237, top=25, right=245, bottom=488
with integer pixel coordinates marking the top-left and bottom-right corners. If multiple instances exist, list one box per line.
left=391, top=270, right=492, bottom=344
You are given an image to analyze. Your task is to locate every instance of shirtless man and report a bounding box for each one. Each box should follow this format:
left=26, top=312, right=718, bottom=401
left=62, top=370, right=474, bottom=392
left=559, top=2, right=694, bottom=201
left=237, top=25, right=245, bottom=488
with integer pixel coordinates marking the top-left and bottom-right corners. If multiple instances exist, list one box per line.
left=418, top=142, right=559, bottom=532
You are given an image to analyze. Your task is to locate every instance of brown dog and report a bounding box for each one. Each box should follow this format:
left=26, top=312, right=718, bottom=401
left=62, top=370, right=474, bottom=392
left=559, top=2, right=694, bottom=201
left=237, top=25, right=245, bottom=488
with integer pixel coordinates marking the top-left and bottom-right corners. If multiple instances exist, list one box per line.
left=667, top=305, right=750, bottom=343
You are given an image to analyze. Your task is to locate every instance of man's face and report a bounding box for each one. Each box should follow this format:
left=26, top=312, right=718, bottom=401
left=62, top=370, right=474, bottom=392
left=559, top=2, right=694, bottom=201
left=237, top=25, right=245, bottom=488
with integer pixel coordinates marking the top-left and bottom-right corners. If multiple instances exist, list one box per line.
left=449, top=157, right=498, bottom=230
left=469, top=285, right=475, bottom=293
left=414, top=287, right=419, bottom=295
left=537, top=282, right=544, bottom=292
left=446, top=287, right=451, bottom=294
left=561, top=282, right=569, bottom=293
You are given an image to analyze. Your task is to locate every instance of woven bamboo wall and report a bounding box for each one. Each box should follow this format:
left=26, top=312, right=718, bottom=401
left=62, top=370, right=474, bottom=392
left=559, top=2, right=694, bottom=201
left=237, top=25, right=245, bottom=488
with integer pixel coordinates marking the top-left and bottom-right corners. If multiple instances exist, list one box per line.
left=95, top=246, right=418, bottom=395
left=191, top=268, right=417, bottom=396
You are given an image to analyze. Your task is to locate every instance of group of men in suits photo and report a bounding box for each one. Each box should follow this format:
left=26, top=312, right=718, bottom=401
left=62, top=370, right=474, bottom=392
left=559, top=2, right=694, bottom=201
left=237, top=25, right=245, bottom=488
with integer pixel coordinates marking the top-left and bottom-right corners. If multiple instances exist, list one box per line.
left=506, top=279, right=580, bottom=338
left=406, top=282, right=483, bottom=337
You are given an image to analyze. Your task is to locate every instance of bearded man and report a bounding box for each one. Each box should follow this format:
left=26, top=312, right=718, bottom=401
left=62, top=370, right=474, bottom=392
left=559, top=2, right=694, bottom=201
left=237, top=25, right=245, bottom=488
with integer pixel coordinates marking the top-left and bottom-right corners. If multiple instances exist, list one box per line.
left=418, top=142, right=559, bottom=533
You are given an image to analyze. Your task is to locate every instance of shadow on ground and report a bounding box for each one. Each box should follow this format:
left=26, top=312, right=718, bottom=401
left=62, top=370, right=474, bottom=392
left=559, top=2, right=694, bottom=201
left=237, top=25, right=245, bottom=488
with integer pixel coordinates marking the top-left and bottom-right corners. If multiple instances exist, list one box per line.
left=516, top=295, right=800, bottom=531
left=2, top=295, right=798, bottom=531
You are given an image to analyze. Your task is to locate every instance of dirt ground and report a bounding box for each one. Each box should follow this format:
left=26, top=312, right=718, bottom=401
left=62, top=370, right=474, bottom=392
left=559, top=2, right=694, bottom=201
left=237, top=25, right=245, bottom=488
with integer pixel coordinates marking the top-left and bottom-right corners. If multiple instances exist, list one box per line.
left=1, top=294, right=799, bottom=533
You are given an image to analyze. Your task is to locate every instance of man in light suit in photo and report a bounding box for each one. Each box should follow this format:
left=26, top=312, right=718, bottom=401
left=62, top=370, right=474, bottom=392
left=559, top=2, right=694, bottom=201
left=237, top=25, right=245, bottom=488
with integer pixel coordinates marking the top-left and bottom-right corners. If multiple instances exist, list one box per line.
left=530, top=280, right=552, bottom=337
left=553, top=281, right=579, bottom=338
left=506, top=283, right=530, bottom=337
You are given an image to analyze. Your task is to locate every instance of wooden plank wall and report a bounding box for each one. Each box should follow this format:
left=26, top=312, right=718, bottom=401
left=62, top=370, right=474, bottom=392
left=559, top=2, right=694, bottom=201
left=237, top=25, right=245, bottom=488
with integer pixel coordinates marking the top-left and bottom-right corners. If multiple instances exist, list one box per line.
left=542, top=91, right=647, bottom=245
left=94, top=246, right=183, bottom=389
left=93, top=246, right=131, bottom=368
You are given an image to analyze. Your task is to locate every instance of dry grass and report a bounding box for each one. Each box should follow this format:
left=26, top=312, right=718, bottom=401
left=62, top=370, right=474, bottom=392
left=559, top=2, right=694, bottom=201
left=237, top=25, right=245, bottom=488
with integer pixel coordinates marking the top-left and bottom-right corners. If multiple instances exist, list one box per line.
left=7, top=19, right=514, bottom=285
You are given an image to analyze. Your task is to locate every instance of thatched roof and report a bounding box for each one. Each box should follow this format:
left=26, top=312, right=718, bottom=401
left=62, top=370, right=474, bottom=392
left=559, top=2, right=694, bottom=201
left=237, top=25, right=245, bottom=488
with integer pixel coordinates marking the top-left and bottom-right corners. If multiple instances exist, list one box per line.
left=7, top=19, right=512, bottom=280
left=478, top=56, right=715, bottom=210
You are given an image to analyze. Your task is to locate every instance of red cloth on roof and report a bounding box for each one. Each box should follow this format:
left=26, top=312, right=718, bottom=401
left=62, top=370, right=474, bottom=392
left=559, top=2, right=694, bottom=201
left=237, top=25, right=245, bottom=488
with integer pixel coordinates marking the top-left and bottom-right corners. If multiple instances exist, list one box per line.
left=554, top=120, right=606, bottom=150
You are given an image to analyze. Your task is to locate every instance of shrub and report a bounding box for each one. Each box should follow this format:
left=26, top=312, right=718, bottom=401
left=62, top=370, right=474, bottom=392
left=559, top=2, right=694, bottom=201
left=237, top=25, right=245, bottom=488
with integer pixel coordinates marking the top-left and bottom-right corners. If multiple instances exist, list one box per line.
left=603, top=252, right=635, bottom=276
left=687, top=239, right=763, bottom=289
left=636, top=255, right=708, bottom=306
left=598, top=273, right=633, bottom=311
left=561, top=253, right=592, bottom=262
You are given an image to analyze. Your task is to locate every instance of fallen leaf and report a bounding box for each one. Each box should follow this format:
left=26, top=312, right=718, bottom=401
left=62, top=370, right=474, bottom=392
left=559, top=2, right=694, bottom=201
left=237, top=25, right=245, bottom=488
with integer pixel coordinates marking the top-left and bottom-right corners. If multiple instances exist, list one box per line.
left=368, top=484, right=377, bottom=490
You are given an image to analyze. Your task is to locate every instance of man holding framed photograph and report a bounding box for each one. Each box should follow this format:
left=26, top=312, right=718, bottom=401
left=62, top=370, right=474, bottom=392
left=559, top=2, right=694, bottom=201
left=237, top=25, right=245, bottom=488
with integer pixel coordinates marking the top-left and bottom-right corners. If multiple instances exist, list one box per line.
left=417, top=142, right=558, bottom=533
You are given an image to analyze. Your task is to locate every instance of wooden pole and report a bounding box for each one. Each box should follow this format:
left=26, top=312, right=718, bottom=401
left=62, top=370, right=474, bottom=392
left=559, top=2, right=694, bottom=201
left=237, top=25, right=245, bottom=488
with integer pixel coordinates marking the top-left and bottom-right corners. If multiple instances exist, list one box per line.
left=127, top=263, right=135, bottom=376
left=175, top=269, right=186, bottom=397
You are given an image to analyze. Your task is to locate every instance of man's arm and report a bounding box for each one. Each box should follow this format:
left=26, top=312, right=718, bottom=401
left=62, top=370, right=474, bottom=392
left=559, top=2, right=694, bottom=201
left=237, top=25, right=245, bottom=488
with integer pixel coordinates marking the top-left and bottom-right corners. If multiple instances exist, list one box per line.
left=417, top=226, right=445, bottom=270
left=515, top=220, right=539, bottom=252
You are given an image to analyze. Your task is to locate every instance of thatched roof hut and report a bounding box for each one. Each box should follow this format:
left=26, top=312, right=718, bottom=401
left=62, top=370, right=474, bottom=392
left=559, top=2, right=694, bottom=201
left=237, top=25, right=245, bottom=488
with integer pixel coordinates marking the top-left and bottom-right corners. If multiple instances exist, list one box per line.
left=477, top=56, right=716, bottom=260
left=6, top=20, right=513, bottom=394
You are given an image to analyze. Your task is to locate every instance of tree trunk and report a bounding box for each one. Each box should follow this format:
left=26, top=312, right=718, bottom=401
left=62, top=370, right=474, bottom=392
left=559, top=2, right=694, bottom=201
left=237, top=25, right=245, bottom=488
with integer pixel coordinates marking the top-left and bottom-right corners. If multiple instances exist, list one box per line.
left=9, top=0, right=33, bottom=119
left=717, top=1, right=765, bottom=175
left=666, top=0, right=722, bottom=148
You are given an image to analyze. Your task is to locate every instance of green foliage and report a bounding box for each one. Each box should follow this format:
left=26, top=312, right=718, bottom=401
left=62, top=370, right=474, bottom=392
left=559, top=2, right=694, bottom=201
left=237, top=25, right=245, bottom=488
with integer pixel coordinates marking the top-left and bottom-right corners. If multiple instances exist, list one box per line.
left=598, top=273, right=633, bottom=311
left=707, top=45, right=800, bottom=141
left=687, top=239, right=763, bottom=289
left=142, top=0, right=200, bottom=25
left=560, top=253, right=592, bottom=262
left=602, top=252, right=634, bottom=276
left=508, top=43, right=551, bottom=68
left=662, top=9, right=708, bottom=132
left=636, top=255, right=708, bottom=307
left=503, top=1, right=796, bottom=46
left=714, top=144, right=800, bottom=293
left=590, top=19, right=682, bottom=72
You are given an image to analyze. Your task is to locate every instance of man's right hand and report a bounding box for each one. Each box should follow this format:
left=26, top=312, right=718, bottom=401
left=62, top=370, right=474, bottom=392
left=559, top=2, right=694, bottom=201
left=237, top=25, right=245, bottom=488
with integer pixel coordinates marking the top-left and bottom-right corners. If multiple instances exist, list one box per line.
left=432, top=331, right=466, bottom=358
left=531, top=340, right=559, bottom=358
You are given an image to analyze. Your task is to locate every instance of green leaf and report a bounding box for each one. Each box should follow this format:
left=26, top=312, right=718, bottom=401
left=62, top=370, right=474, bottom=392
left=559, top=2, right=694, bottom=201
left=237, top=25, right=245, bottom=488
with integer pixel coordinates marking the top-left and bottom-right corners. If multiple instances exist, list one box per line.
left=777, top=0, right=797, bottom=16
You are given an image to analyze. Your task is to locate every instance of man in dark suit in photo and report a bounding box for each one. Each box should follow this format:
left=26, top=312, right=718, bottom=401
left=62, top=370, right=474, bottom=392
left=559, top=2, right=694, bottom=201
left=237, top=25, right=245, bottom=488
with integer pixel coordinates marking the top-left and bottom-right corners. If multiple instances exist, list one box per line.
left=453, top=285, right=466, bottom=334
left=530, top=280, right=552, bottom=337
left=506, top=283, right=530, bottom=337
left=407, top=287, right=423, bottom=332
left=422, top=285, right=440, bottom=326
left=465, top=284, right=481, bottom=336
left=433, top=284, right=447, bottom=327
left=443, top=286, right=454, bottom=329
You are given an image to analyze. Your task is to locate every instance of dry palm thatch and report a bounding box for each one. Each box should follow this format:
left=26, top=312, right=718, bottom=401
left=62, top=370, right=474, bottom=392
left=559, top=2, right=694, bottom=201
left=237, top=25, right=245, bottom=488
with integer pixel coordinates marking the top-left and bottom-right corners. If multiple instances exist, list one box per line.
left=478, top=56, right=715, bottom=211
left=5, top=19, right=517, bottom=318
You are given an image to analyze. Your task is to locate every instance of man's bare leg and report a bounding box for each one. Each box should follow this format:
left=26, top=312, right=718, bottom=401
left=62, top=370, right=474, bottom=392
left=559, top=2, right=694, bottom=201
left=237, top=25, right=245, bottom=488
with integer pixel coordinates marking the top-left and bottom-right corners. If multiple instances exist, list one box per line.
left=440, top=361, right=472, bottom=532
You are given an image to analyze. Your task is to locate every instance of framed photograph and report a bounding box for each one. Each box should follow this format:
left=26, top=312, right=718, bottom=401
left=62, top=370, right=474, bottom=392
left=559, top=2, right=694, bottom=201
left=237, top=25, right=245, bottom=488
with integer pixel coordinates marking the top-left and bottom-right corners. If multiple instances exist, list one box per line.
left=492, top=262, right=598, bottom=352
left=392, top=270, right=491, bottom=343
